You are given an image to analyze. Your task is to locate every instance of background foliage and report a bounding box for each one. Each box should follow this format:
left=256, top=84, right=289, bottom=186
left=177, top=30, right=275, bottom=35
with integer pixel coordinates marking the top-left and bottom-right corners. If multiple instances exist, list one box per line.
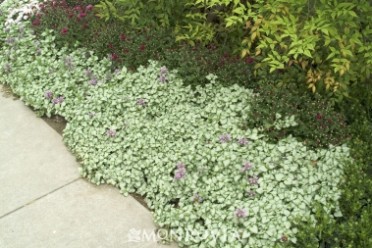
left=94, top=0, right=372, bottom=98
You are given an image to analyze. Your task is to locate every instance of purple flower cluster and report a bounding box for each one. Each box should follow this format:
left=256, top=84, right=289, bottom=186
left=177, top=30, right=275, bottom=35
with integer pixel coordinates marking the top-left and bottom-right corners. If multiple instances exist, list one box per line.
left=44, top=90, right=64, bottom=105
left=3, top=63, right=12, bottom=73
left=159, top=66, right=168, bottom=83
left=218, top=135, right=250, bottom=145
left=248, top=175, right=259, bottom=185
left=192, top=193, right=203, bottom=203
left=174, top=162, right=186, bottom=180
left=237, top=137, right=249, bottom=146
left=44, top=90, right=53, bottom=99
left=136, top=98, right=147, bottom=107
left=63, top=56, right=73, bottom=69
left=85, top=69, right=98, bottom=86
left=219, top=133, right=232, bottom=143
left=52, top=96, right=64, bottom=105
left=90, top=78, right=98, bottom=86
left=106, top=129, right=116, bottom=138
left=241, top=162, right=253, bottom=172
left=234, top=208, right=247, bottom=218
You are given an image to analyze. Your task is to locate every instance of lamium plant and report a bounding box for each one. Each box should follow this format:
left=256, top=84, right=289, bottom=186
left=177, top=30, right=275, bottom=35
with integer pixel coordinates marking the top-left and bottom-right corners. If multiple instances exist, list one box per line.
left=0, top=1, right=355, bottom=247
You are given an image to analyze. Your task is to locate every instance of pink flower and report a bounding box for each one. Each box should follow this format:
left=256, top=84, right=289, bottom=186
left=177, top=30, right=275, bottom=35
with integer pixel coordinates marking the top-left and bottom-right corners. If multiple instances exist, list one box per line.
left=60, top=27, right=68, bottom=35
left=139, top=44, right=145, bottom=51
left=119, top=34, right=127, bottom=41
left=44, top=90, right=53, bottom=100
left=160, top=66, right=168, bottom=75
left=174, top=170, right=186, bottom=180
left=90, top=78, right=98, bottom=86
left=52, top=96, right=64, bottom=105
left=159, top=66, right=168, bottom=83
left=219, top=134, right=231, bottom=143
left=174, top=162, right=186, bottom=180
left=234, top=208, right=247, bottom=218
left=136, top=98, right=147, bottom=107
left=86, top=4, right=93, bottom=11
left=237, top=137, right=249, bottom=146
left=106, top=129, right=116, bottom=138
left=107, top=43, right=114, bottom=50
left=245, top=56, right=255, bottom=64
left=78, top=12, right=87, bottom=19
left=248, top=175, right=259, bottom=185
left=110, top=53, right=119, bottom=61
left=241, top=162, right=253, bottom=172
left=192, top=193, right=203, bottom=203
left=159, top=75, right=167, bottom=83
left=32, top=18, right=41, bottom=26
left=74, top=6, right=82, bottom=12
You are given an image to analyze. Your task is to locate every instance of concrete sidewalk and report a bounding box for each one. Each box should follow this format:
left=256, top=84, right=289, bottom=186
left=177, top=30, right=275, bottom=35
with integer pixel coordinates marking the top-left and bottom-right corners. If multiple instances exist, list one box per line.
left=0, top=85, right=176, bottom=248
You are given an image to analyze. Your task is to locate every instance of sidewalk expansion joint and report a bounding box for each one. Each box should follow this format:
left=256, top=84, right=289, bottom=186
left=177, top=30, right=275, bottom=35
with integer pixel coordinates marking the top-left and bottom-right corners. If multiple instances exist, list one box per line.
left=0, top=177, right=81, bottom=220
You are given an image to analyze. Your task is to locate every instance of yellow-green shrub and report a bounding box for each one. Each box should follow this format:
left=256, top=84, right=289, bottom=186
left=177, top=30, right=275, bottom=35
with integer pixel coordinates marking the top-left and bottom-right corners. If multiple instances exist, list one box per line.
left=95, top=0, right=372, bottom=97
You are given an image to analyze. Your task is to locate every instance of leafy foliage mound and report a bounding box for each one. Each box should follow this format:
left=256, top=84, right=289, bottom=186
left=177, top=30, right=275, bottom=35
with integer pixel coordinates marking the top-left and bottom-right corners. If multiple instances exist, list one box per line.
left=247, top=81, right=349, bottom=148
left=0, top=1, right=354, bottom=247
left=93, top=0, right=372, bottom=97
left=30, top=0, right=254, bottom=88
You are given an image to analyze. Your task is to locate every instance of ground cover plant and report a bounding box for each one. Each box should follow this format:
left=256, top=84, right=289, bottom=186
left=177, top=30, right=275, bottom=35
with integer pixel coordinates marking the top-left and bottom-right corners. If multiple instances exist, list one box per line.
left=0, top=0, right=371, bottom=247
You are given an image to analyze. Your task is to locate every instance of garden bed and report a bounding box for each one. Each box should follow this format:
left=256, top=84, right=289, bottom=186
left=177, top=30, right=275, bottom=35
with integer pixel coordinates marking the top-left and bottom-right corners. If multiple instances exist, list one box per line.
left=1, top=0, right=371, bottom=247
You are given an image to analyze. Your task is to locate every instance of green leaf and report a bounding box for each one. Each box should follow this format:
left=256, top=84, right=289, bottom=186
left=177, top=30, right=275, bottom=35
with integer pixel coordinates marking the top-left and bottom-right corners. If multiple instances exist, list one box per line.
left=250, top=225, right=258, bottom=234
